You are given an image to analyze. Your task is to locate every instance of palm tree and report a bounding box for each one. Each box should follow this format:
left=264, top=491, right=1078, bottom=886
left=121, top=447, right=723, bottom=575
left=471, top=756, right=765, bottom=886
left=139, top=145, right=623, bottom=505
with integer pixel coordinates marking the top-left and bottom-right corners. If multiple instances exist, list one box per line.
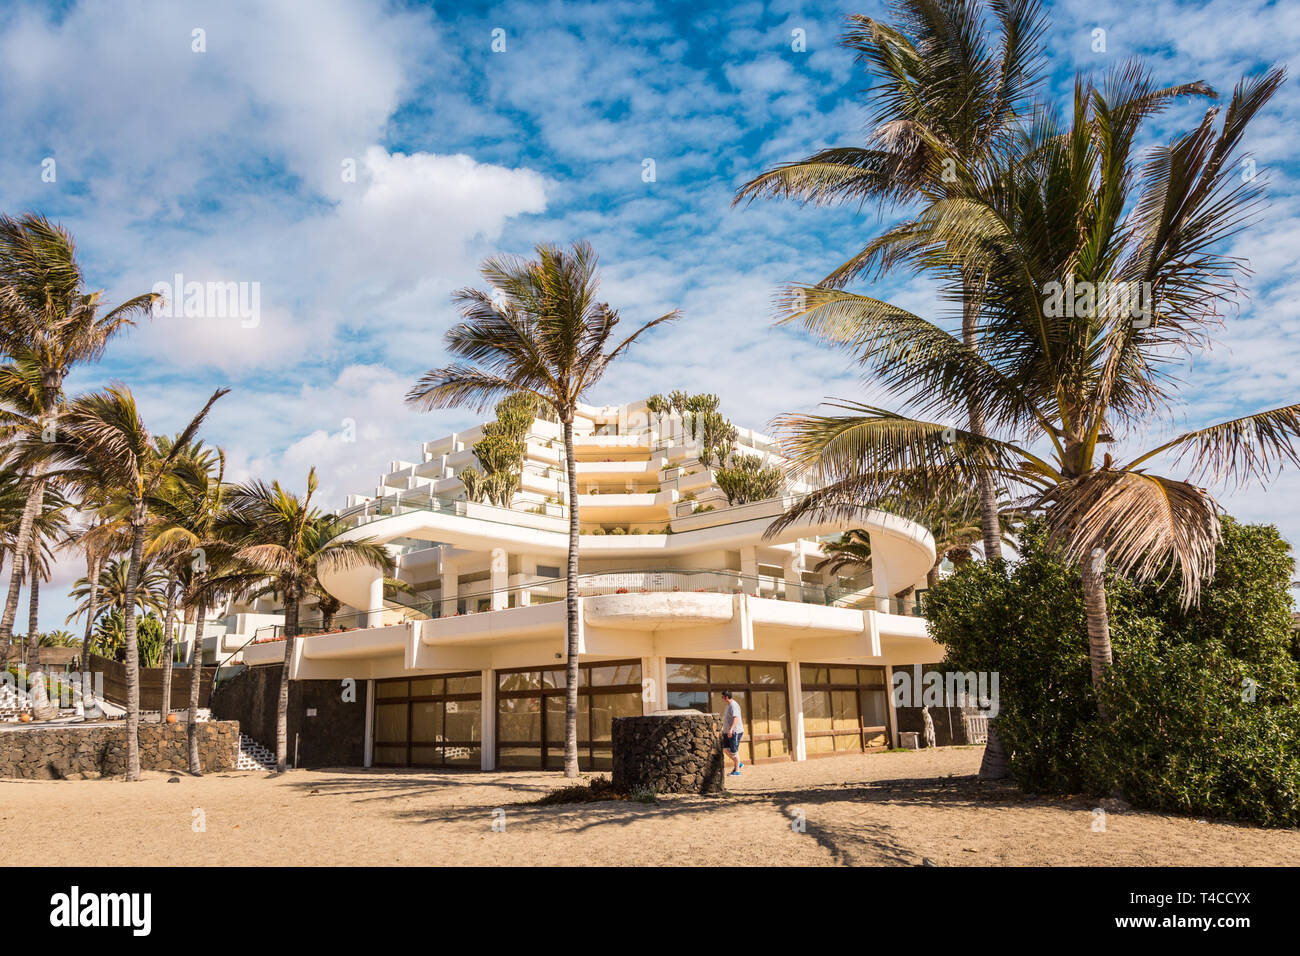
left=221, top=468, right=393, bottom=772
left=0, top=463, right=27, bottom=582
left=67, top=556, right=168, bottom=626
left=147, top=436, right=223, bottom=723
left=0, top=214, right=158, bottom=651
left=39, top=384, right=228, bottom=780
left=815, top=529, right=874, bottom=578
left=38, top=629, right=79, bottom=647
left=735, top=0, right=1052, bottom=564
left=148, top=440, right=233, bottom=772
left=771, top=67, right=1294, bottom=729
left=406, top=240, right=678, bottom=777
left=0, top=356, right=77, bottom=714
left=18, top=482, right=70, bottom=654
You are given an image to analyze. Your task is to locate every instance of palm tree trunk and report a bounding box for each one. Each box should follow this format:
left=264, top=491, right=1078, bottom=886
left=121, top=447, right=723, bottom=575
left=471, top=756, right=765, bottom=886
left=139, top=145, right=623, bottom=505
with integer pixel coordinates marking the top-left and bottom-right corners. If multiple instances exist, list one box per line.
left=562, top=416, right=580, bottom=778
left=927, top=561, right=940, bottom=589
left=187, top=588, right=207, bottom=775
left=82, top=554, right=99, bottom=657
left=961, top=278, right=1002, bottom=562
left=1, top=467, right=46, bottom=642
left=27, top=566, right=39, bottom=636
left=275, top=596, right=299, bottom=773
left=1081, top=547, right=1113, bottom=720
left=321, top=605, right=335, bottom=631
left=122, top=506, right=147, bottom=781
left=978, top=722, right=1010, bottom=779
left=160, top=570, right=177, bottom=718
left=963, top=277, right=1009, bottom=778
left=26, top=565, right=56, bottom=719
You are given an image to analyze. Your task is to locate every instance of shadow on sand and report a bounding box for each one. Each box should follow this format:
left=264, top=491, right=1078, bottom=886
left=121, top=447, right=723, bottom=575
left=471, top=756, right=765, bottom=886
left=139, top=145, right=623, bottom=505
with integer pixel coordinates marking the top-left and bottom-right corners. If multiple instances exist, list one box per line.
left=283, top=766, right=1045, bottom=866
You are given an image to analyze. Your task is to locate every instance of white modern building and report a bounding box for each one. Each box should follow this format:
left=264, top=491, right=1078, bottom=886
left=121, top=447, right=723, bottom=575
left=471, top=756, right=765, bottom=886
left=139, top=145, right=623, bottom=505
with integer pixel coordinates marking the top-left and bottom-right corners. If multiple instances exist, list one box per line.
left=239, top=398, right=941, bottom=771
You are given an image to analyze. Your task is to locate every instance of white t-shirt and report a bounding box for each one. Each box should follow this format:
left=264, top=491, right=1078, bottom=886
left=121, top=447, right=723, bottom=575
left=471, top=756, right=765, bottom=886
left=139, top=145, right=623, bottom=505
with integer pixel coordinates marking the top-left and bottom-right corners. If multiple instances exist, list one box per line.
left=723, top=698, right=744, bottom=734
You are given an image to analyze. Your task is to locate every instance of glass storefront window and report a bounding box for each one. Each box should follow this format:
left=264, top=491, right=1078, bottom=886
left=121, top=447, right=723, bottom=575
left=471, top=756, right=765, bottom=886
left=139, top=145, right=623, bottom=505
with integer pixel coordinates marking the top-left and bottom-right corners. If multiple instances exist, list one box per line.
left=666, top=661, right=707, bottom=683
left=666, top=659, right=791, bottom=764
left=409, top=677, right=442, bottom=696
left=446, top=675, right=481, bottom=695
left=709, top=664, right=747, bottom=685
left=495, top=661, right=642, bottom=770
left=799, top=663, right=893, bottom=755
left=445, top=699, right=481, bottom=742
left=499, top=671, right=541, bottom=692
left=800, top=666, right=829, bottom=685
left=667, top=690, right=708, bottom=711
left=372, top=673, right=485, bottom=768
left=410, top=701, right=442, bottom=741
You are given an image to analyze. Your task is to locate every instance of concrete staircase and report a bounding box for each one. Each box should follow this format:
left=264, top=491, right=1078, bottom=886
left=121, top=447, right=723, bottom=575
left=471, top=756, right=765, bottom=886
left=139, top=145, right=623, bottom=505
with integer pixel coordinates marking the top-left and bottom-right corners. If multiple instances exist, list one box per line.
left=237, top=733, right=277, bottom=771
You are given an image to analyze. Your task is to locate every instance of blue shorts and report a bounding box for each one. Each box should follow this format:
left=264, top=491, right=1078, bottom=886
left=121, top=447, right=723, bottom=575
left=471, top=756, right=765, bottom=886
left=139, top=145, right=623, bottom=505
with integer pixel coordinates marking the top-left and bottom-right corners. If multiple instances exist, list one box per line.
left=724, top=731, right=743, bottom=754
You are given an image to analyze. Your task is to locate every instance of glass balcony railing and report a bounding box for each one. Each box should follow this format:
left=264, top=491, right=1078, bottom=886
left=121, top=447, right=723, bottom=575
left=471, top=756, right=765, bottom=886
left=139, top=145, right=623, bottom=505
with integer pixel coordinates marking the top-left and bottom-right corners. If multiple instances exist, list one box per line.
left=258, top=568, right=906, bottom=643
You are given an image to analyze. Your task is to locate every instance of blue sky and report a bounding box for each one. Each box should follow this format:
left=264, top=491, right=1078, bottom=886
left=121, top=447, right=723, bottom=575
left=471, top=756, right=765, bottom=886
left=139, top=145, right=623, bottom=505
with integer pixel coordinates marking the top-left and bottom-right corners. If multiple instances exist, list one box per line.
left=2, top=0, right=1297, bottom=630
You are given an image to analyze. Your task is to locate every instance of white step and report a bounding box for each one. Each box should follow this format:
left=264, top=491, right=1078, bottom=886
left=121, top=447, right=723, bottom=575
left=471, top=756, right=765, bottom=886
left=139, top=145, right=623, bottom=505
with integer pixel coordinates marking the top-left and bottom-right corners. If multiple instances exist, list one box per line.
left=236, top=733, right=277, bottom=771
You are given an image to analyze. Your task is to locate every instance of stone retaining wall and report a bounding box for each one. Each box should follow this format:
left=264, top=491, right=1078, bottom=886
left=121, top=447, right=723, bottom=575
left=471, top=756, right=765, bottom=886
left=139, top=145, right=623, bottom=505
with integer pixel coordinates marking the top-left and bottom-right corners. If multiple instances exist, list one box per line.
left=611, top=712, right=724, bottom=795
left=0, top=721, right=240, bottom=779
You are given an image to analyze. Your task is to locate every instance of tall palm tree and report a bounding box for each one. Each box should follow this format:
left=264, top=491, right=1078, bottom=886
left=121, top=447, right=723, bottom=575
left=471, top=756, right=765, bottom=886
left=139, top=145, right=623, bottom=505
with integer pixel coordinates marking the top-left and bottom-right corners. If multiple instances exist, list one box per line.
left=735, top=0, right=1052, bottom=563
left=220, top=468, right=393, bottom=772
left=149, top=440, right=230, bottom=772
left=147, top=436, right=223, bottom=722
left=0, top=354, right=75, bottom=714
left=0, top=214, right=158, bottom=650
left=0, top=462, right=27, bottom=582
left=406, top=240, right=678, bottom=777
left=67, top=556, right=168, bottom=626
left=772, top=67, right=1294, bottom=728
left=19, top=482, right=70, bottom=650
left=39, top=384, right=228, bottom=780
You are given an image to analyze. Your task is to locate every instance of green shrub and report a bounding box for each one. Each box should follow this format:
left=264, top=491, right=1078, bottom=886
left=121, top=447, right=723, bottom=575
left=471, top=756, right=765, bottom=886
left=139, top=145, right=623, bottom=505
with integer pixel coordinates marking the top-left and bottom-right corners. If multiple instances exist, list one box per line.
left=925, top=517, right=1300, bottom=826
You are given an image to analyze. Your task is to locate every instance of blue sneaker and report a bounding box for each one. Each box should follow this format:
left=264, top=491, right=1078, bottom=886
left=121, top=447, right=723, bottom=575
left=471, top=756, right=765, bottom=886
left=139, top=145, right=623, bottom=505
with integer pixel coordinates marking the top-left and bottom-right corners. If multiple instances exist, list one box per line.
left=739, top=762, right=744, bottom=770
left=729, top=770, right=742, bottom=776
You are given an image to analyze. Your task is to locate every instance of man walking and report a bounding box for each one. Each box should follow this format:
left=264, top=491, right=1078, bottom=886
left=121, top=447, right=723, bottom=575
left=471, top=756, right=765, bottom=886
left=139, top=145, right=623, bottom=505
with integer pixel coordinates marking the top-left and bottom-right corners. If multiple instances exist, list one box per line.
left=721, top=690, right=744, bottom=776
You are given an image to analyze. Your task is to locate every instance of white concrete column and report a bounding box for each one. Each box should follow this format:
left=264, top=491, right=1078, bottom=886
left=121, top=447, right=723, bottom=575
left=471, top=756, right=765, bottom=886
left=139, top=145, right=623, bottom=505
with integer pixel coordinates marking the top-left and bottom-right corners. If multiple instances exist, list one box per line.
left=740, top=546, right=759, bottom=596
left=489, top=547, right=509, bottom=611
left=787, top=661, right=807, bottom=761
left=641, top=656, right=667, bottom=714
left=365, top=570, right=385, bottom=627
left=870, top=555, right=892, bottom=613
left=783, top=552, right=803, bottom=603
left=885, top=665, right=900, bottom=748
left=440, top=560, right=459, bottom=618
left=363, top=679, right=375, bottom=768
left=515, top=555, right=538, bottom=607
left=480, top=668, right=496, bottom=770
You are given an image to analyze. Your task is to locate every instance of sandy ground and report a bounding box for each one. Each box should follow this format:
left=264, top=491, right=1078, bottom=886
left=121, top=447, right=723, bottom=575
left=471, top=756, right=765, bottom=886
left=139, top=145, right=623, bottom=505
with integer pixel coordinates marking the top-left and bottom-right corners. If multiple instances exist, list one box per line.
left=2, top=747, right=1296, bottom=866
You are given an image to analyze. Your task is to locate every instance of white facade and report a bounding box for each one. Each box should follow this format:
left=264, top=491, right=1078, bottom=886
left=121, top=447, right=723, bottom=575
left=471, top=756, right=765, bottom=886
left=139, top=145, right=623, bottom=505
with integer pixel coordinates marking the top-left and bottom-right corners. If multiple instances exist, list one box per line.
left=249, top=399, right=941, bottom=770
